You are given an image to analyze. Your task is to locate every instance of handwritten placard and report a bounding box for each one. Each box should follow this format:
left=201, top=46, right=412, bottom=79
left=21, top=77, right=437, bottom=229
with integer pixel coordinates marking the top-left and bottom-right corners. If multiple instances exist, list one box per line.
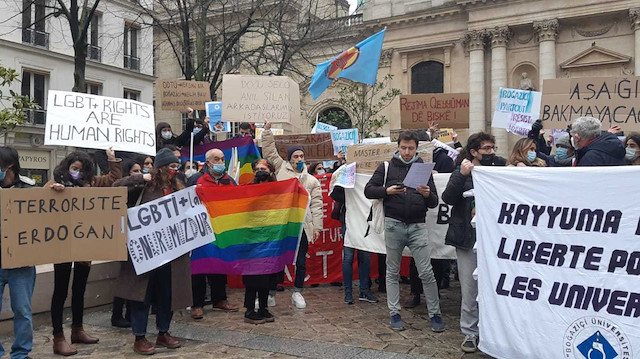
left=158, top=79, right=210, bottom=111
left=45, top=90, right=156, bottom=156
left=347, top=142, right=433, bottom=174
left=0, top=187, right=128, bottom=268
left=400, top=93, right=470, bottom=129
left=330, top=129, right=358, bottom=155
left=493, top=87, right=542, bottom=136
left=222, top=74, right=301, bottom=123
left=274, top=133, right=333, bottom=161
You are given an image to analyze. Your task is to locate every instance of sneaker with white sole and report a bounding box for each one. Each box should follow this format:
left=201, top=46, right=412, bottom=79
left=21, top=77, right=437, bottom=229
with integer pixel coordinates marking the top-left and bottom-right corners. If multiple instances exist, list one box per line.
left=461, top=334, right=478, bottom=353
left=291, top=292, right=306, bottom=309
left=268, top=295, right=276, bottom=307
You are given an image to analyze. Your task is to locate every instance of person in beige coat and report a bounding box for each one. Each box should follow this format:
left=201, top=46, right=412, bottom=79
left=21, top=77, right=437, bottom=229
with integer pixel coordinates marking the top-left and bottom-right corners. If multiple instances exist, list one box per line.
left=262, top=120, right=323, bottom=309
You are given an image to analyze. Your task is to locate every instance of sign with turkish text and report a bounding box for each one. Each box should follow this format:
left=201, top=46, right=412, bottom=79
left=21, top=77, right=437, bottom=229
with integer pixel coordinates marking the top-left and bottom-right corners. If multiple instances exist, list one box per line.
left=399, top=93, right=470, bottom=129
left=493, top=87, right=542, bottom=136
left=274, top=133, right=334, bottom=161
left=158, top=79, right=211, bottom=111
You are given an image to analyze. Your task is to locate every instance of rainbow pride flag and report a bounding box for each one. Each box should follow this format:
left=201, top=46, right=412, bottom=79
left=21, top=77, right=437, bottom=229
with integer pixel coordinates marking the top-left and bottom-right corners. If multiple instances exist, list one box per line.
left=179, top=136, right=260, bottom=184
left=192, top=178, right=309, bottom=275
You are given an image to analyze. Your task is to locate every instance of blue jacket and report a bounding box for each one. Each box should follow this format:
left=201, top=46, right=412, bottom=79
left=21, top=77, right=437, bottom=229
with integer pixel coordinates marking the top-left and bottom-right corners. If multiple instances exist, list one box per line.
left=575, top=132, right=625, bottom=166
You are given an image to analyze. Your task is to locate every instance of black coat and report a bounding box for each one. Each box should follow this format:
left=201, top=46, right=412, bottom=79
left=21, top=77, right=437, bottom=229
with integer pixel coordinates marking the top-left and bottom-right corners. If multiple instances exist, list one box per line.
left=441, top=170, right=475, bottom=250
left=575, top=132, right=625, bottom=166
left=364, top=157, right=438, bottom=224
left=433, top=148, right=454, bottom=173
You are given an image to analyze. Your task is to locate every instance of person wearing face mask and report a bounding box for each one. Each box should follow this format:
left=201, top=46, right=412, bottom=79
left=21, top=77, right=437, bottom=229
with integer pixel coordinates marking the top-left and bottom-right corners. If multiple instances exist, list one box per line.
left=535, top=133, right=575, bottom=167
left=46, top=148, right=122, bottom=356
left=442, top=132, right=506, bottom=353
left=193, top=118, right=213, bottom=145
left=261, top=120, right=323, bottom=309
left=307, top=162, right=325, bottom=176
left=242, top=159, right=281, bottom=324
left=507, top=138, right=547, bottom=167
left=570, top=116, right=625, bottom=166
left=186, top=149, right=240, bottom=319
left=155, top=108, right=209, bottom=151
left=0, top=147, right=37, bottom=359
left=182, top=160, right=199, bottom=179
left=624, top=133, right=640, bottom=165
left=140, top=156, right=154, bottom=174
left=113, top=148, right=190, bottom=355
left=364, top=131, right=444, bottom=333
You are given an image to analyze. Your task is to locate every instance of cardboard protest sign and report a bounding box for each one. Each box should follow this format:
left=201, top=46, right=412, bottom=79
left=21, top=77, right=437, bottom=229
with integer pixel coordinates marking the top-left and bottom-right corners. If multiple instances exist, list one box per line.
left=127, top=187, right=214, bottom=275
left=222, top=74, right=301, bottom=123
left=274, top=133, right=334, bottom=161
left=0, top=187, right=128, bottom=268
left=493, top=87, right=542, bottom=136
left=157, top=79, right=210, bottom=111
left=205, top=101, right=230, bottom=133
left=400, top=93, right=470, bottom=129
left=433, top=128, right=454, bottom=143
left=541, top=76, right=640, bottom=131
left=330, top=129, right=358, bottom=155
left=45, top=91, right=156, bottom=156
left=347, top=142, right=433, bottom=174
left=255, top=127, right=284, bottom=147
left=473, top=166, right=640, bottom=358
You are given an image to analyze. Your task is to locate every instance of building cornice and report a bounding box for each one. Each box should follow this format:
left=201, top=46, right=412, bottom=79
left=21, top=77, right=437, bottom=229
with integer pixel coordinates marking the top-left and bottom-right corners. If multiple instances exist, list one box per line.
left=0, top=38, right=156, bottom=82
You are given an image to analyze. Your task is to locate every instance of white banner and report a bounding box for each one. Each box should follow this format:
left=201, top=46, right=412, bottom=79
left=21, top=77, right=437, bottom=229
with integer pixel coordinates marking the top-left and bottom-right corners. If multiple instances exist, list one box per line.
left=492, top=87, right=541, bottom=136
left=344, top=173, right=456, bottom=259
left=45, top=90, right=156, bottom=156
left=473, top=166, right=640, bottom=359
left=127, top=187, right=214, bottom=274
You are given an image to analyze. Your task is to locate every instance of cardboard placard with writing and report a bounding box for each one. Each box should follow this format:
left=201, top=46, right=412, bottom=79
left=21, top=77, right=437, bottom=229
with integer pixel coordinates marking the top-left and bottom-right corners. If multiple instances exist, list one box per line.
left=222, top=74, right=301, bottom=123
left=274, top=133, right=333, bottom=161
left=347, top=142, right=433, bottom=174
left=399, top=93, right=470, bottom=129
left=0, top=187, right=128, bottom=268
left=541, top=77, right=640, bottom=131
left=158, top=79, right=210, bottom=111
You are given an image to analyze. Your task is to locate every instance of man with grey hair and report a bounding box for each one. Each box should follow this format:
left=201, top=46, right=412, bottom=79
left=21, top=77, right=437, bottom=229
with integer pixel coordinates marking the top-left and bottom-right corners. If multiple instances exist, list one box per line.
left=570, top=116, right=625, bottom=166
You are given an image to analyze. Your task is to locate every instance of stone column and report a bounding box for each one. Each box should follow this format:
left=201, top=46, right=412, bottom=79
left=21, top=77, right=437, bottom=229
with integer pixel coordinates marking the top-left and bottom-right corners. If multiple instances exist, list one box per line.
left=534, top=19, right=559, bottom=91
left=464, top=30, right=487, bottom=135
left=631, top=9, right=640, bottom=75
left=489, top=26, right=510, bottom=156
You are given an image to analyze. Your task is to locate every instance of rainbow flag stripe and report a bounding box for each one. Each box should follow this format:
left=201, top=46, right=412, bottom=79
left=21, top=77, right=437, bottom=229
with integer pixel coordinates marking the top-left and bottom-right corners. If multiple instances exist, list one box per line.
left=179, top=136, right=260, bottom=184
left=192, top=178, right=309, bottom=275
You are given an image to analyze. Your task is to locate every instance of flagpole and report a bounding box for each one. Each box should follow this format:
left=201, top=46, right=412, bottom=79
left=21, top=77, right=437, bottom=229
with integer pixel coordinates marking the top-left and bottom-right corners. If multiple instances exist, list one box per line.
left=190, top=132, right=194, bottom=169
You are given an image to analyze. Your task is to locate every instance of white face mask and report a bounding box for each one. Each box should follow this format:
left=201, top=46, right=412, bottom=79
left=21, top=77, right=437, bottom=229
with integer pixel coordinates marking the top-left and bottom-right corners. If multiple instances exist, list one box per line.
left=184, top=168, right=198, bottom=178
left=570, top=136, right=577, bottom=150
left=161, top=131, right=172, bottom=140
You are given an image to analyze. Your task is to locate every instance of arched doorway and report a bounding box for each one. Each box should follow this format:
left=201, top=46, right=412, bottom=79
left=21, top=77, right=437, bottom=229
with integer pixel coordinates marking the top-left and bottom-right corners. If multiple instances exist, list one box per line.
left=318, top=107, right=352, bottom=129
left=411, top=61, right=444, bottom=94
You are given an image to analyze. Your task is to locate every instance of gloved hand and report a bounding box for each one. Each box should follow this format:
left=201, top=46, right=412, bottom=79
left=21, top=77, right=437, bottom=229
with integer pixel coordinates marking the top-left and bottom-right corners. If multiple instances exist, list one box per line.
left=528, top=120, right=543, bottom=139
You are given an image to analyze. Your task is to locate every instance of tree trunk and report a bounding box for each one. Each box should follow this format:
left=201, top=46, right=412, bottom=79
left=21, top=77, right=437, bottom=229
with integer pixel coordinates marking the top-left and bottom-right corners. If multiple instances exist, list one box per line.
left=72, top=41, right=88, bottom=93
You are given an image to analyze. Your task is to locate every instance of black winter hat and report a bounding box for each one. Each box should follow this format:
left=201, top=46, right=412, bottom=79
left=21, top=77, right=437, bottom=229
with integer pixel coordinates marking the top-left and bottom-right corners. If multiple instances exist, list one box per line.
left=154, top=148, right=179, bottom=168
left=287, top=146, right=304, bottom=161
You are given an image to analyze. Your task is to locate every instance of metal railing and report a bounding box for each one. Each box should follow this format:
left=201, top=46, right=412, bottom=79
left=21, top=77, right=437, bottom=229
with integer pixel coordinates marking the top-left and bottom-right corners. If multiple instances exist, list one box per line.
left=87, top=44, right=101, bottom=61
left=124, top=54, right=140, bottom=71
left=22, top=28, right=49, bottom=48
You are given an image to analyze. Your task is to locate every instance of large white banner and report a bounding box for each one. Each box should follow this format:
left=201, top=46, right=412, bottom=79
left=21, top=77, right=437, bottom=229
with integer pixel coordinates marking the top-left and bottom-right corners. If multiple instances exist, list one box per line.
left=344, top=173, right=456, bottom=259
left=473, top=166, right=640, bottom=359
left=127, top=187, right=214, bottom=274
left=45, top=90, right=156, bottom=156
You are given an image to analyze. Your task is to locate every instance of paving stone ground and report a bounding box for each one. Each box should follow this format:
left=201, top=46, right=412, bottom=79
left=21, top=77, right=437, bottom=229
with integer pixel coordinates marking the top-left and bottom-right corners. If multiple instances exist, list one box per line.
left=0, top=280, right=494, bottom=358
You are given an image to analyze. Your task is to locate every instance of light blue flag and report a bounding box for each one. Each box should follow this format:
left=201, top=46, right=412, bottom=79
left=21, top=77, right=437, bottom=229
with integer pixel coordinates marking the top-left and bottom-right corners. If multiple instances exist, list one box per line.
left=308, top=29, right=386, bottom=100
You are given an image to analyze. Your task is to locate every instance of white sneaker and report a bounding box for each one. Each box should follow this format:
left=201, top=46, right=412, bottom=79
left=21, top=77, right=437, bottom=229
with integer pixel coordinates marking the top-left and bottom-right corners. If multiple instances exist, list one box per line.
left=292, top=292, right=306, bottom=309
left=254, top=298, right=259, bottom=312
left=268, top=294, right=276, bottom=307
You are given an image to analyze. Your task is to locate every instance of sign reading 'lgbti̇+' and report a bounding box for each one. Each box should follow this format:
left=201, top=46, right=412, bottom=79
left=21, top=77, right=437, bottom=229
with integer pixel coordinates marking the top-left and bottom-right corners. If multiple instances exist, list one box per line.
left=45, top=90, right=156, bottom=156
left=473, top=166, right=640, bottom=359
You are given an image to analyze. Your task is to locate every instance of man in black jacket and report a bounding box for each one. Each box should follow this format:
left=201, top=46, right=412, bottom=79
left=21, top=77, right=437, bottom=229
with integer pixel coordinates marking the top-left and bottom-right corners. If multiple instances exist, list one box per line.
left=364, top=131, right=444, bottom=333
left=570, top=116, right=625, bottom=166
left=0, top=146, right=37, bottom=359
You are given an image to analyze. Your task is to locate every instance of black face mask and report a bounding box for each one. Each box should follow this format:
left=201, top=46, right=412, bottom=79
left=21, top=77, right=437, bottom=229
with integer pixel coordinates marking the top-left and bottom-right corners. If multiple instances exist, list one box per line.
left=255, top=170, right=271, bottom=182
left=479, top=153, right=497, bottom=166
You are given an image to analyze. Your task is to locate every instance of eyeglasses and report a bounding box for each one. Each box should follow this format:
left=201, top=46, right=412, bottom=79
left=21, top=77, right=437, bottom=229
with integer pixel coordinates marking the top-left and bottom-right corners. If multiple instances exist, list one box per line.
left=479, top=145, right=497, bottom=151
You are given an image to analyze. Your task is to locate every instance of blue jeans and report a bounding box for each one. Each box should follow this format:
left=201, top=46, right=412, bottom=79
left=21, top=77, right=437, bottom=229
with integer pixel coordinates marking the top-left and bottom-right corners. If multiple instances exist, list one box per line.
left=384, top=218, right=440, bottom=318
left=0, top=267, right=36, bottom=359
left=130, top=264, right=173, bottom=336
left=342, top=247, right=371, bottom=293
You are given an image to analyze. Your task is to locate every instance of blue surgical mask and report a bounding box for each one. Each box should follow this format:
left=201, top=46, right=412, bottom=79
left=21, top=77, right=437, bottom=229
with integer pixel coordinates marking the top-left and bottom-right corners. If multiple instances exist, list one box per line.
left=212, top=164, right=226, bottom=174
left=69, top=169, right=82, bottom=180
left=555, top=147, right=569, bottom=160
left=625, top=148, right=638, bottom=161
left=295, top=161, right=305, bottom=171
left=526, top=151, right=536, bottom=162
left=0, top=168, right=5, bottom=181
left=193, top=128, right=202, bottom=135
left=142, top=168, right=150, bottom=174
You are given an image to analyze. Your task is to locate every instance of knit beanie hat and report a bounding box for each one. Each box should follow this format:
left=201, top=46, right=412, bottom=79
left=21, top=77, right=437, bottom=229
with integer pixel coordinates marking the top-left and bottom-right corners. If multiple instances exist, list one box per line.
left=287, top=146, right=304, bottom=161
left=556, top=133, right=571, bottom=148
left=154, top=148, right=179, bottom=168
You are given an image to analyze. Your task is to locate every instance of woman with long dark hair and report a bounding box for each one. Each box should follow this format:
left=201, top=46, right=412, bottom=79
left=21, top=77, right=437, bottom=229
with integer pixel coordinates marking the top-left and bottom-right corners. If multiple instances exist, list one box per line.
left=46, top=148, right=122, bottom=356
left=113, top=148, right=192, bottom=355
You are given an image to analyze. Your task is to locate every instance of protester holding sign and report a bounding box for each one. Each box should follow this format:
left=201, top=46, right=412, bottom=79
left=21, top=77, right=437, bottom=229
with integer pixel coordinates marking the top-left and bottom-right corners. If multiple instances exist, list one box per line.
left=507, top=138, right=547, bottom=167
left=155, top=108, right=208, bottom=151
left=364, top=131, right=444, bottom=333
left=187, top=149, right=240, bottom=319
left=113, top=148, right=190, bottom=355
left=570, top=116, right=625, bottom=166
left=624, top=133, right=640, bottom=165
left=262, top=120, right=323, bottom=309
left=0, top=146, right=37, bottom=359
left=442, top=132, right=506, bottom=353
left=46, top=148, right=122, bottom=356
